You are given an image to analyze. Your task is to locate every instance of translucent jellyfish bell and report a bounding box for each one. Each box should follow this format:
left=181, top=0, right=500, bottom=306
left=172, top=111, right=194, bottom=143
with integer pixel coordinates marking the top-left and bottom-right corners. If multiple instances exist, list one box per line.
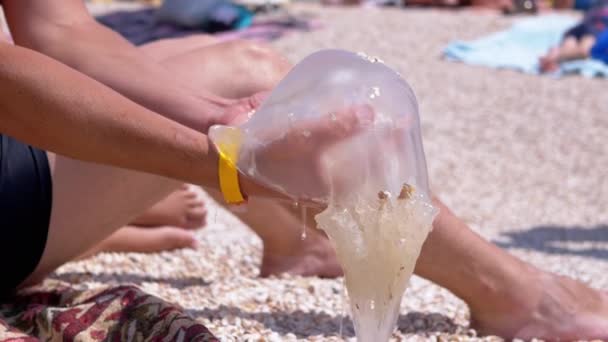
left=210, top=49, right=438, bottom=342
left=209, top=49, right=430, bottom=204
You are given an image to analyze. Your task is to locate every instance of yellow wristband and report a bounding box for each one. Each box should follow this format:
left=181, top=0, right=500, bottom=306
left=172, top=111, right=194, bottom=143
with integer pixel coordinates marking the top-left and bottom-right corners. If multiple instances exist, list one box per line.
left=215, top=128, right=247, bottom=205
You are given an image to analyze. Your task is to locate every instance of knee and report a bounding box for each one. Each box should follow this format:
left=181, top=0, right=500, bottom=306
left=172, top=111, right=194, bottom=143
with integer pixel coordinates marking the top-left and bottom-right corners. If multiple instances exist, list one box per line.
left=233, top=40, right=291, bottom=71
left=228, top=40, right=292, bottom=88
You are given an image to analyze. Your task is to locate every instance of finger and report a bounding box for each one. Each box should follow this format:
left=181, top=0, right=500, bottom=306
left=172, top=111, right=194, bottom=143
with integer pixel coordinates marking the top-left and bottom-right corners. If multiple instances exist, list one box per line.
left=387, top=114, right=415, bottom=146
left=237, top=91, right=270, bottom=120
left=246, top=91, right=270, bottom=110
left=224, top=91, right=271, bottom=126
left=296, top=104, right=375, bottom=148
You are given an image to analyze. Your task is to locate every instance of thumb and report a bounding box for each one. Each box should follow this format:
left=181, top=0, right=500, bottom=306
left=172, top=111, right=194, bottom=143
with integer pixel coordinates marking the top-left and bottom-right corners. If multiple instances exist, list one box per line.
left=225, top=91, right=271, bottom=126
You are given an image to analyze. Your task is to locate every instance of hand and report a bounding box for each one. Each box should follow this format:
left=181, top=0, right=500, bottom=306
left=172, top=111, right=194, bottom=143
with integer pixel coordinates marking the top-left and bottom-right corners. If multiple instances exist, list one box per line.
left=224, top=105, right=375, bottom=207
left=216, top=92, right=270, bottom=127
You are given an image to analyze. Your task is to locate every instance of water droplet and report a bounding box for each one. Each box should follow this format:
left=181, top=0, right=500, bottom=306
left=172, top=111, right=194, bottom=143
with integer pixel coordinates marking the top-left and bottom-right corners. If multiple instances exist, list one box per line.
left=370, top=300, right=375, bottom=310
left=339, top=280, right=347, bottom=338
left=330, top=113, right=337, bottom=121
left=287, top=112, right=295, bottom=127
left=302, top=130, right=311, bottom=138
left=300, top=206, right=307, bottom=240
left=357, top=52, right=384, bottom=64
left=369, top=86, right=381, bottom=99
left=357, top=51, right=369, bottom=60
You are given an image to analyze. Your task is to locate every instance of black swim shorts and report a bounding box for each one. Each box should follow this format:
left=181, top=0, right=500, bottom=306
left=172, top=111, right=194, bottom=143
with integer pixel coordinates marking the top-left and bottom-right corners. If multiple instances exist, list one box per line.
left=0, top=134, right=52, bottom=297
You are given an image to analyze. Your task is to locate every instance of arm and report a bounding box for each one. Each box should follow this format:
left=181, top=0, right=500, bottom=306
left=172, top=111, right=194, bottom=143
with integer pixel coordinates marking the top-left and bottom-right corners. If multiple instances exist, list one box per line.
left=0, top=42, right=271, bottom=198
left=590, top=30, right=608, bottom=64
left=2, top=0, right=227, bottom=132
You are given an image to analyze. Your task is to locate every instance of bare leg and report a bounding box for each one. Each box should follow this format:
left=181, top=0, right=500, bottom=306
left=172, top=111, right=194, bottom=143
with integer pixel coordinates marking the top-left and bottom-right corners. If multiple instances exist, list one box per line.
left=251, top=202, right=342, bottom=278
left=209, top=191, right=343, bottom=277
left=414, top=198, right=608, bottom=340
left=130, top=184, right=206, bottom=229
left=22, top=153, right=181, bottom=286
left=79, top=226, right=198, bottom=259
left=540, top=35, right=596, bottom=72
left=139, top=35, right=222, bottom=62
left=156, top=39, right=292, bottom=99
left=82, top=184, right=207, bottom=257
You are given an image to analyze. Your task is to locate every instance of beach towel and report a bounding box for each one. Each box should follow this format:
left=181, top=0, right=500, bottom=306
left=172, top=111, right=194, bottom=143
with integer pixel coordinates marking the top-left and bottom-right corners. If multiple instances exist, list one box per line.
left=0, top=279, right=218, bottom=341
left=443, top=15, right=608, bottom=77
left=97, top=7, right=317, bottom=45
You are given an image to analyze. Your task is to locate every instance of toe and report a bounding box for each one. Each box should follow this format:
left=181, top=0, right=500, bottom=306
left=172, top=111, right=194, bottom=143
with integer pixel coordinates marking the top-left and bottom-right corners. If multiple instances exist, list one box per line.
left=159, top=227, right=198, bottom=249
left=184, top=189, right=198, bottom=199
left=98, top=226, right=197, bottom=254
left=185, top=207, right=207, bottom=229
left=188, top=198, right=205, bottom=209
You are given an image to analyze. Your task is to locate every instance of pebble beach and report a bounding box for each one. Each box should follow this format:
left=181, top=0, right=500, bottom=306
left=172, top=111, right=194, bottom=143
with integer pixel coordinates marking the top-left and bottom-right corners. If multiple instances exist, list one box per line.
left=51, top=3, right=608, bottom=341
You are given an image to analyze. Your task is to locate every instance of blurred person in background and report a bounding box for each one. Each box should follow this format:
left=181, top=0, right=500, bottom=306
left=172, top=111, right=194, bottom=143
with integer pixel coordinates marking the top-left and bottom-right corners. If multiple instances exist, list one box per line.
left=540, top=0, right=608, bottom=71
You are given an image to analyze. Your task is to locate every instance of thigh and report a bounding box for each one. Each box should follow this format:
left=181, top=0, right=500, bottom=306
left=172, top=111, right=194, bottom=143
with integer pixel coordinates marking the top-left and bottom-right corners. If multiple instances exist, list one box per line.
left=143, top=37, right=291, bottom=99
left=581, top=35, right=597, bottom=51
left=139, top=34, right=221, bottom=62
left=22, top=153, right=180, bottom=286
left=561, top=36, right=580, bottom=50
left=0, top=135, right=52, bottom=294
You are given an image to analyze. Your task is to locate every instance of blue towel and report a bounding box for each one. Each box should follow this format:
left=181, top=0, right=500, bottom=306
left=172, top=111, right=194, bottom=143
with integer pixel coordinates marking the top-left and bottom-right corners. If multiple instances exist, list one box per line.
left=443, top=15, right=608, bottom=78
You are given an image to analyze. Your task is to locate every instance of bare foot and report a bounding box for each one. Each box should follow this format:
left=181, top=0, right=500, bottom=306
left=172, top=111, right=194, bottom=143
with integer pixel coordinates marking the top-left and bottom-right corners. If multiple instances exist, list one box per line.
left=79, top=185, right=205, bottom=259
left=131, top=184, right=207, bottom=229
left=80, top=226, right=198, bottom=258
left=260, top=228, right=343, bottom=278
left=472, top=270, right=608, bottom=340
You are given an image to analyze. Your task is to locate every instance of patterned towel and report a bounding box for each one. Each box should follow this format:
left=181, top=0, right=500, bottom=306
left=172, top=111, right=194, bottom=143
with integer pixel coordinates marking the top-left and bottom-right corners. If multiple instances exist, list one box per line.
left=0, top=280, right=218, bottom=341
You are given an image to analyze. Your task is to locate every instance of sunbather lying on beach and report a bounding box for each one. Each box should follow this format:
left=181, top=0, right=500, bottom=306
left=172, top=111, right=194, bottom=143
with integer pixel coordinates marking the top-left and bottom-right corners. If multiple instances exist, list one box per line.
left=540, top=0, right=608, bottom=71
left=1, top=0, right=607, bottom=340
left=322, top=0, right=571, bottom=14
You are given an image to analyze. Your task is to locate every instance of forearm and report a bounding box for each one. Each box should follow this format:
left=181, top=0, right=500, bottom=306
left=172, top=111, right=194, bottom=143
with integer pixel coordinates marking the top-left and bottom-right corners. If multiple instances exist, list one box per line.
left=0, top=43, right=219, bottom=188
left=6, top=11, right=226, bottom=132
